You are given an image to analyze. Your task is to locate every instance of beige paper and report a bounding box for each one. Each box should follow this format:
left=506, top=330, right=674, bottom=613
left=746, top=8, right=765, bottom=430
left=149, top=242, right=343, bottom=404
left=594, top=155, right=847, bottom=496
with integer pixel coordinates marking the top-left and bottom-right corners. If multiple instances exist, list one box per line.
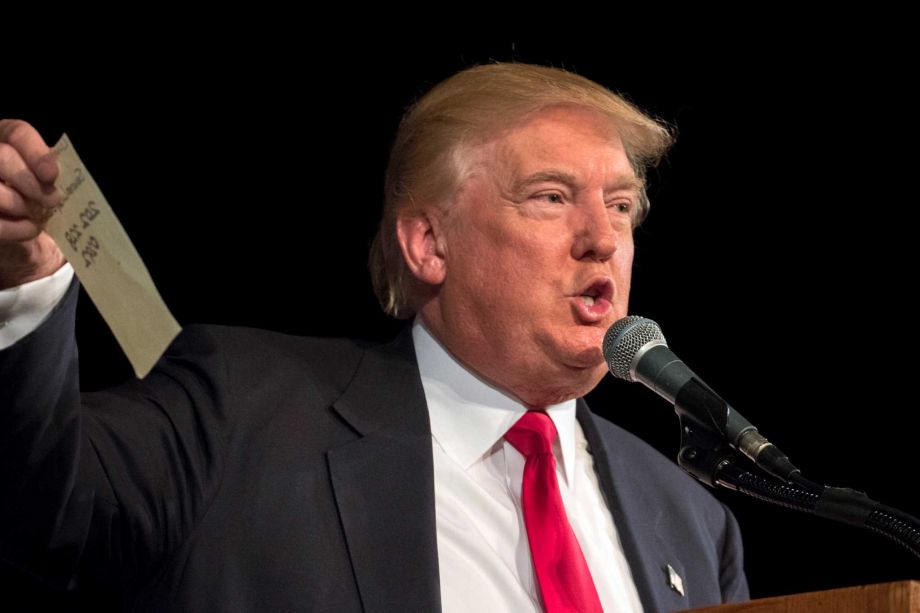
left=47, top=134, right=181, bottom=378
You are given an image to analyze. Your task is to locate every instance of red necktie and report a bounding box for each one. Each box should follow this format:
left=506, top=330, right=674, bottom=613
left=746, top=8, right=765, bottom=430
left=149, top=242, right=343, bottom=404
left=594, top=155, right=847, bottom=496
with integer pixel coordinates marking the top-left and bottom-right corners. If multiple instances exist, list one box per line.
left=504, top=411, right=604, bottom=613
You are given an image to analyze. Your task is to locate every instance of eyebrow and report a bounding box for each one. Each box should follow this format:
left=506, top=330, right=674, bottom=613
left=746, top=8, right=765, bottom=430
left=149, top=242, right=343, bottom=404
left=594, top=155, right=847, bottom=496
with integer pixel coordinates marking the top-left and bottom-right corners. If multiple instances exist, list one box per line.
left=511, top=170, right=644, bottom=195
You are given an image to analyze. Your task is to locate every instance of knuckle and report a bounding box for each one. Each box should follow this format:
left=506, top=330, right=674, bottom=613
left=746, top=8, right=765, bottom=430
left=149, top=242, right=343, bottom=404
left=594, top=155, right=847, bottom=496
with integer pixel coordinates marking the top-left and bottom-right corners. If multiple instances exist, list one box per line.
left=0, top=221, right=28, bottom=243
left=5, top=119, right=29, bottom=139
left=0, top=185, right=26, bottom=213
left=0, top=119, right=29, bottom=144
left=0, top=142, right=14, bottom=165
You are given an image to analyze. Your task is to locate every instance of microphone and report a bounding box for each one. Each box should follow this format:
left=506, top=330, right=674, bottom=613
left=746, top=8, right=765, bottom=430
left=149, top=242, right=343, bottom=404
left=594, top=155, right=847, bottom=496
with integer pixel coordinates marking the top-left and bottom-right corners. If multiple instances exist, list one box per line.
left=603, top=318, right=920, bottom=558
left=602, top=315, right=801, bottom=484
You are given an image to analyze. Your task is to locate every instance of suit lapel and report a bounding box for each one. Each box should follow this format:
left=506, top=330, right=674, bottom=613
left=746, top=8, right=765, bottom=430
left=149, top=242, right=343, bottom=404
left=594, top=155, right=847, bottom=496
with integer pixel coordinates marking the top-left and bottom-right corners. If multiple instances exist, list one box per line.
left=327, top=328, right=441, bottom=613
left=324, top=329, right=689, bottom=612
left=577, top=400, right=688, bottom=613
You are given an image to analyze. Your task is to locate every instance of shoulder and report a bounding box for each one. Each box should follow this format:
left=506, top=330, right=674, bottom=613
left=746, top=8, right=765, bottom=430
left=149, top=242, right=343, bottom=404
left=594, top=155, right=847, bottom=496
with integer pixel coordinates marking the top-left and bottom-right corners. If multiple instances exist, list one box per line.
left=169, top=323, right=378, bottom=401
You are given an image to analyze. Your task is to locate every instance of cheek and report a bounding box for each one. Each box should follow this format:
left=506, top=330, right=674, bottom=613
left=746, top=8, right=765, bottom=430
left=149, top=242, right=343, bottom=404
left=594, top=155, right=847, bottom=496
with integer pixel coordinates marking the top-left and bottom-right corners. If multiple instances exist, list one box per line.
left=453, top=218, right=561, bottom=287
left=442, top=226, right=524, bottom=313
left=611, top=238, right=634, bottom=313
left=615, top=236, right=634, bottom=277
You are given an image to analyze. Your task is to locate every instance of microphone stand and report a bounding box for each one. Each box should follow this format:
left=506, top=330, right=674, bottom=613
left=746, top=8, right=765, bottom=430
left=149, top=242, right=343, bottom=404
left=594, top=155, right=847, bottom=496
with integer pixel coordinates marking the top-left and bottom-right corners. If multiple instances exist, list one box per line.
left=675, top=413, right=920, bottom=560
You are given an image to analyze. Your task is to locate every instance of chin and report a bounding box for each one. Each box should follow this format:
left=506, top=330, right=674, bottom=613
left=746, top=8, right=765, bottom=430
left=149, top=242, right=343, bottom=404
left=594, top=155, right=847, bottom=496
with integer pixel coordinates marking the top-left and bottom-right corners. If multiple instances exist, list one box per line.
left=515, top=359, right=608, bottom=408
left=519, top=370, right=607, bottom=407
left=510, top=326, right=611, bottom=406
left=558, top=327, right=608, bottom=368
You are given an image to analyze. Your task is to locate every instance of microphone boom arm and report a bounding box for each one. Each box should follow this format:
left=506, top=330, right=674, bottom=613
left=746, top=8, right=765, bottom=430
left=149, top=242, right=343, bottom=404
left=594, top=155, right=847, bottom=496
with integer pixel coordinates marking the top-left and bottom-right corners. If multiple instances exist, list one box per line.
left=677, top=427, right=920, bottom=560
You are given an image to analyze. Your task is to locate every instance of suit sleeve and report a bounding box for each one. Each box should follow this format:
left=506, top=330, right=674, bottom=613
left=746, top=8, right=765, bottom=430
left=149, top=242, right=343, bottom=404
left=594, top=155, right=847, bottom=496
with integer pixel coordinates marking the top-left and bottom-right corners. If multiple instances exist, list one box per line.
left=0, top=277, right=230, bottom=603
left=719, top=501, right=750, bottom=602
left=0, top=262, right=75, bottom=350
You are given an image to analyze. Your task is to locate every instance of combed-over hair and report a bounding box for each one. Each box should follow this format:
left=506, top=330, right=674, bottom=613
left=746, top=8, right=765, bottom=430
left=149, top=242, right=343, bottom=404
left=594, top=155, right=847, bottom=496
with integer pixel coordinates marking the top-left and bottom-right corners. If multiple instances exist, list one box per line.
left=369, top=62, right=674, bottom=319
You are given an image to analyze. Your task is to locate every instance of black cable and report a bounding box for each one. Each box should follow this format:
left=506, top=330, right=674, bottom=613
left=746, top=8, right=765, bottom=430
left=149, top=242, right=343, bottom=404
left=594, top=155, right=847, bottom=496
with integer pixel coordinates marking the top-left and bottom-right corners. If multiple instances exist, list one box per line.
left=866, top=505, right=920, bottom=557
left=716, top=463, right=820, bottom=513
left=706, top=457, right=920, bottom=560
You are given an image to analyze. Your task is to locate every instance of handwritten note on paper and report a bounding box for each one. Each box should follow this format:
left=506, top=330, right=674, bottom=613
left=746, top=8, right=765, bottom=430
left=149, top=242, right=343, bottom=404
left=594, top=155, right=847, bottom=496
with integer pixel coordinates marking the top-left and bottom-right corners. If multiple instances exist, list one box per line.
left=46, top=134, right=181, bottom=378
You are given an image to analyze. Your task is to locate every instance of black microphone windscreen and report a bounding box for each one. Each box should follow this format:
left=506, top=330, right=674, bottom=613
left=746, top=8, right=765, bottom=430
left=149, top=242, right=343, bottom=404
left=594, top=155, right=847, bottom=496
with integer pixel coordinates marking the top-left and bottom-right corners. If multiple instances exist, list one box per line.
left=602, top=316, right=668, bottom=382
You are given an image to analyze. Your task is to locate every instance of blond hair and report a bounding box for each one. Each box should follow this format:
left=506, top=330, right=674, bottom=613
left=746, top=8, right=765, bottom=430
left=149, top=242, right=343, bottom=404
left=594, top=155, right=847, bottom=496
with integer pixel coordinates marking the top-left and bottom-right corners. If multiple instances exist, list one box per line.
left=369, top=62, right=674, bottom=319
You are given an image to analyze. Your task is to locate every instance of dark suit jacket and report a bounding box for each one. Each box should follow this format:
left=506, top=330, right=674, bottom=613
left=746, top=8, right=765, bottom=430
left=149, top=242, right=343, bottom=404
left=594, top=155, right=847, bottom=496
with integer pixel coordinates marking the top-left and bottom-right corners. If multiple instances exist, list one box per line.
left=0, top=279, right=748, bottom=612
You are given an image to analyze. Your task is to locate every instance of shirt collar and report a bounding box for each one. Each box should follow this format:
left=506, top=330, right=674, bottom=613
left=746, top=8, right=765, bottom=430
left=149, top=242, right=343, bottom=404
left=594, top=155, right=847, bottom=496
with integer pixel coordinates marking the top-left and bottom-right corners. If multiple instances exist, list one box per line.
left=412, top=318, right=577, bottom=486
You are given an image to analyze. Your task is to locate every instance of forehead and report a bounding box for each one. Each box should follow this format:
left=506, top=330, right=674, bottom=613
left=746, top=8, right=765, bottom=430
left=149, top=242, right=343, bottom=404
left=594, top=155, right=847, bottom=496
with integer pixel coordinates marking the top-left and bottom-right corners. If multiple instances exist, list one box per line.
left=482, top=106, right=637, bottom=186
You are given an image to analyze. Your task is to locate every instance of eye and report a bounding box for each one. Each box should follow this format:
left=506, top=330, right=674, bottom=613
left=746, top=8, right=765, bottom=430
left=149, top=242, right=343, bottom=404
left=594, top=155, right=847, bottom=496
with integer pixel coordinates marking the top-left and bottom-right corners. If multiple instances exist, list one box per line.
left=535, top=192, right=565, bottom=204
left=608, top=201, right=632, bottom=214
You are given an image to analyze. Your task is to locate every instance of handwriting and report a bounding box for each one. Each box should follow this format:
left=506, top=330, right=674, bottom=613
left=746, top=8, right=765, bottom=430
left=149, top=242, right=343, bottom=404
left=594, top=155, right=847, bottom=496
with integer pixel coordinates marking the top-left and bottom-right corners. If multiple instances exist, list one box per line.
left=81, top=236, right=99, bottom=268
left=60, top=167, right=85, bottom=206
left=61, top=197, right=104, bottom=269
left=52, top=138, right=70, bottom=155
left=65, top=223, right=82, bottom=252
left=79, top=200, right=100, bottom=228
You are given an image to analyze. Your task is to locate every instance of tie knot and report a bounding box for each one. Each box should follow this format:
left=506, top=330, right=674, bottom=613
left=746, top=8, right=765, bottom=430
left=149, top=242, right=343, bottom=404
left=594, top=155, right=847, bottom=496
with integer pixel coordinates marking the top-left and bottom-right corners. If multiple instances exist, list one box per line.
left=504, top=411, right=557, bottom=456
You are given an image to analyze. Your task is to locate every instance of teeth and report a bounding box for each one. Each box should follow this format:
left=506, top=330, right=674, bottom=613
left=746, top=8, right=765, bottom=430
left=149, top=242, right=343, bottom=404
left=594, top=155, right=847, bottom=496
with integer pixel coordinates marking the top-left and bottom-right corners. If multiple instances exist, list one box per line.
left=582, top=296, right=595, bottom=306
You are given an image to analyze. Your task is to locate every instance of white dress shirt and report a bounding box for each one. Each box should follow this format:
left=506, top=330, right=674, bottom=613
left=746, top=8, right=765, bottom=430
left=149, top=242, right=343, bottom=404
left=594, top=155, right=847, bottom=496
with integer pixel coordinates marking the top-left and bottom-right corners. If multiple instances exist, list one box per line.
left=0, top=262, right=74, bottom=350
left=0, top=266, right=644, bottom=612
left=413, top=319, right=643, bottom=612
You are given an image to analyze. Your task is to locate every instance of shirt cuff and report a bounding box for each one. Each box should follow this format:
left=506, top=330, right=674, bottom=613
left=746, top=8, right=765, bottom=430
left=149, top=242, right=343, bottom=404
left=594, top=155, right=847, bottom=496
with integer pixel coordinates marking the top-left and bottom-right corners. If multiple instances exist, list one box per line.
left=0, top=263, right=76, bottom=350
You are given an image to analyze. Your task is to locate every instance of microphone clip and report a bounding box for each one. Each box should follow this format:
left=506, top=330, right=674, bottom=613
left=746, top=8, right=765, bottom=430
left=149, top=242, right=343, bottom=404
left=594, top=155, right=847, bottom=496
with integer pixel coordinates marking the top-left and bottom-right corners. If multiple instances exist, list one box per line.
left=674, top=407, right=739, bottom=488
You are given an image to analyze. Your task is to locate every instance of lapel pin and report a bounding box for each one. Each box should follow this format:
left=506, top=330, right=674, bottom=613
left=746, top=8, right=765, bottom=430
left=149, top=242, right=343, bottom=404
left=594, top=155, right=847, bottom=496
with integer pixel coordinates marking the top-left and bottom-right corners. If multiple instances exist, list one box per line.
left=666, top=564, right=685, bottom=596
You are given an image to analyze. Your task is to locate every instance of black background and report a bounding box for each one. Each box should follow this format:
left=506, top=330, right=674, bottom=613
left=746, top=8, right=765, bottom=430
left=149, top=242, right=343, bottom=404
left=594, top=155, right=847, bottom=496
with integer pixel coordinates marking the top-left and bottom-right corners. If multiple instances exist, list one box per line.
left=5, top=29, right=918, bottom=606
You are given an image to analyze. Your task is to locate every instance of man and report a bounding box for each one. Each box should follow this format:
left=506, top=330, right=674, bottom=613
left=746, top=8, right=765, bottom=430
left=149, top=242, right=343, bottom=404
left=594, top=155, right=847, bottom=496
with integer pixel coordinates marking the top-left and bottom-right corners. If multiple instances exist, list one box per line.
left=0, top=63, right=748, bottom=611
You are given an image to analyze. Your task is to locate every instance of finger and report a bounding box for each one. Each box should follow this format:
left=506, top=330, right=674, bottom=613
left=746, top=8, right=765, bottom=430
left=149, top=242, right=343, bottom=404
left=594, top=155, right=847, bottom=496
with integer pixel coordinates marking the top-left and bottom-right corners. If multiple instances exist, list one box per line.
left=0, top=183, right=53, bottom=237
left=0, top=183, right=31, bottom=219
left=0, top=119, right=59, bottom=185
left=0, top=215, right=42, bottom=243
left=0, top=141, right=61, bottom=210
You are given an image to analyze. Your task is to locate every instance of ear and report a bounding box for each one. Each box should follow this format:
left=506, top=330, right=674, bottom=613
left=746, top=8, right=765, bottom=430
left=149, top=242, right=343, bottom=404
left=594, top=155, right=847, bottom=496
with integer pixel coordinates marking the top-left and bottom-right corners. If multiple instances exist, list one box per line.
left=396, top=211, right=447, bottom=286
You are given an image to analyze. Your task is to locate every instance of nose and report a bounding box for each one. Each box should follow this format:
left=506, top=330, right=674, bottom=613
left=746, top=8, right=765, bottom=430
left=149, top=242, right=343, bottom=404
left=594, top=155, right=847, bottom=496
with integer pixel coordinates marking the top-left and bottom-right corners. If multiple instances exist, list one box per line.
left=571, top=195, right=618, bottom=262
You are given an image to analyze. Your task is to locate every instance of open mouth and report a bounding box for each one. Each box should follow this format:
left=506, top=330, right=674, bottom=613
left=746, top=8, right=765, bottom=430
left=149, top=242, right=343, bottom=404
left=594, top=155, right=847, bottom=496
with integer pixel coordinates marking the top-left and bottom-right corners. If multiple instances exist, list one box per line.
left=578, top=278, right=613, bottom=306
left=572, top=277, right=614, bottom=323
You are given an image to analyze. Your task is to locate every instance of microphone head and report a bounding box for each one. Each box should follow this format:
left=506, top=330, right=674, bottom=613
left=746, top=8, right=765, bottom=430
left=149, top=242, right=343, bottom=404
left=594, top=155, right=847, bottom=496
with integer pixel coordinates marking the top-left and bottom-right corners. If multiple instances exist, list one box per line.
left=602, top=316, right=668, bottom=382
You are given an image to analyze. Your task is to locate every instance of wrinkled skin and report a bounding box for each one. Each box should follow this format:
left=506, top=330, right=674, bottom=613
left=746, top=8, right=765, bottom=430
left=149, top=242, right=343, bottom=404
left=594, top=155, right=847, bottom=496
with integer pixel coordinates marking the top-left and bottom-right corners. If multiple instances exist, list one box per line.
left=400, top=106, right=641, bottom=407
left=0, top=119, right=64, bottom=290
